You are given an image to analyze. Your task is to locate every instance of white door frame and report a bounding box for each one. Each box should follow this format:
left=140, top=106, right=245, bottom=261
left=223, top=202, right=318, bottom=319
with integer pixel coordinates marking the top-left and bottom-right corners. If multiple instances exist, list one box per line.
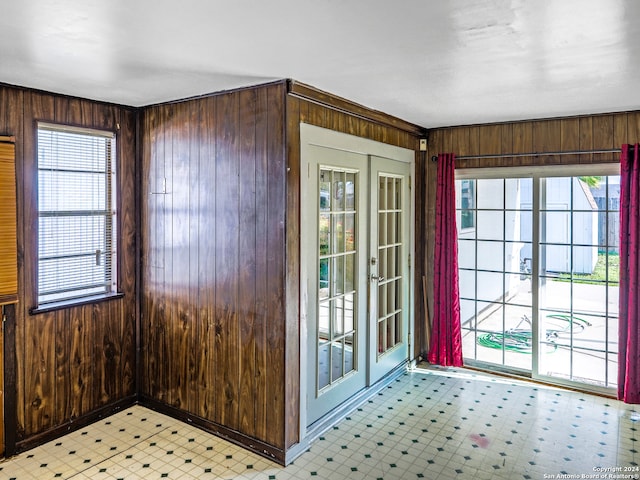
left=299, top=123, right=415, bottom=438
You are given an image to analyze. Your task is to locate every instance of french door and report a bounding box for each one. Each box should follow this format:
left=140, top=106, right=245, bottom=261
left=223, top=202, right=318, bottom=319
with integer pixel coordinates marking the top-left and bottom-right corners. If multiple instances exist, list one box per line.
left=304, top=147, right=368, bottom=425
left=301, top=125, right=412, bottom=427
left=369, top=156, right=411, bottom=384
left=458, top=166, right=620, bottom=393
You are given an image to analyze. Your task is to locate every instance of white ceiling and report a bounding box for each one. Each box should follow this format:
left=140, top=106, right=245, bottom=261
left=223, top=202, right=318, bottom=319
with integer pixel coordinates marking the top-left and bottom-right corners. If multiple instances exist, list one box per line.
left=1, top=0, right=639, bottom=128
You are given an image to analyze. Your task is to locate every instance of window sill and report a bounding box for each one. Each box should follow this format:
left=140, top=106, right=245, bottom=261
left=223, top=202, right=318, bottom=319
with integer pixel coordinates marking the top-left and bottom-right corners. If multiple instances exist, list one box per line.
left=29, top=292, right=125, bottom=316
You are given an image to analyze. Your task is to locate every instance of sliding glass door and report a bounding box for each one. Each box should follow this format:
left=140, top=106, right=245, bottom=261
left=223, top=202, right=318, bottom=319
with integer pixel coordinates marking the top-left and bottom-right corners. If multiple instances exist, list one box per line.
left=458, top=178, right=533, bottom=372
left=537, top=175, right=620, bottom=387
left=458, top=168, right=620, bottom=393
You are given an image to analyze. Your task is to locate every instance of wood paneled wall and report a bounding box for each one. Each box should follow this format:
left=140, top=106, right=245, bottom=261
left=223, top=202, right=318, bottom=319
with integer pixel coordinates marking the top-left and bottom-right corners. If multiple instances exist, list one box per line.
left=0, top=78, right=421, bottom=460
left=140, top=80, right=425, bottom=463
left=0, top=84, right=137, bottom=452
left=140, top=82, right=289, bottom=459
left=419, top=112, right=640, bottom=357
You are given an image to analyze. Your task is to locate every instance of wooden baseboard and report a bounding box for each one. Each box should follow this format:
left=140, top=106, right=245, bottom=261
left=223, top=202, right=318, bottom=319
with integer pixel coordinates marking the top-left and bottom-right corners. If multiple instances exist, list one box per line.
left=13, top=396, right=137, bottom=456
left=138, top=396, right=286, bottom=465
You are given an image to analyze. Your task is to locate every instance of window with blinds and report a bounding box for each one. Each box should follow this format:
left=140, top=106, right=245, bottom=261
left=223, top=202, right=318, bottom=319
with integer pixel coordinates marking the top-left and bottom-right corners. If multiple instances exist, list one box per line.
left=36, top=123, right=117, bottom=307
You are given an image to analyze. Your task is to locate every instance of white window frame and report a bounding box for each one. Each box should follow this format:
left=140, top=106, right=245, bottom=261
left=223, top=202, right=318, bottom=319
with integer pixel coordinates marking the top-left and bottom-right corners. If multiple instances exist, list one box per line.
left=33, top=122, right=119, bottom=311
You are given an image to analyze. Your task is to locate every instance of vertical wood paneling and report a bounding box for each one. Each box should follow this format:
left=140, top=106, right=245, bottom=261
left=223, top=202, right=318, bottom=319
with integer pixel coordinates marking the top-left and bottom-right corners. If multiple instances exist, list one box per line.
left=439, top=128, right=451, bottom=154
left=512, top=121, right=533, bottom=156
left=141, top=107, right=154, bottom=398
left=265, top=85, right=286, bottom=448
left=54, top=97, right=93, bottom=126
left=358, top=114, right=371, bottom=140
left=214, top=92, right=240, bottom=430
left=26, top=310, right=56, bottom=434
left=331, top=110, right=345, bottom=135
left=628, top=112, right=640, bottom=143
left=92, top=303, right=104, bottom=408
left=0, top=87, right=25, bottom=445
left=479, top=124, right=501, bottom=156
left=285, top=95, right=301, bottom=448
left=592, top=115, right=614, bottom=149
left=439, top=116, right=636, bottom=169
left=140, top=82, right=421, bottom=459
left=413, top=147, right=427, bottom=359
left=308, top=103, right=324, bottom=127
left=197, top=96, right=216, bottom=420
left=70, top=305, right=91, bottom=419
left=452, top=128, right=471, bottom=156
left=187, top=100, right=200, bottom=414
left=89, top=105, right=122, bottom=408
left=592, top=115, right=615, bottom=165
left=94, top=302, right=114, bottom=407
left=93, top=103, right=119, bottom=132
left=346, top=114, right=358, bottom=137
left=141, top=83, right=290, bottom=453
left=23, top=91, right=56, bottom=435
left=613, top=113, right=628, bottom=148
left=159, top=104, right=172, bottom=405
left=532, top=119, right=561, bottom=164
left=54, top=309, right=70, bottom=424
left=146, top=105, right=167, bottom=402
left=118, top=109, right=137, bottom=399
left=163, top=103, right=177, bottom=408
left=561, top=118, right=580, bottom=153
left=1, top=85, right=137, bottom=449
left=501, top=123, right=513, bottom=156
left=579, top=116, right=594, bottom=163
left=465, top=126, right=481, bottom=168
left=237, top=88, right=257, bottom=435
left=253, top=87, right=269, bottom=443
left=171, top=101, right=190, bottom=410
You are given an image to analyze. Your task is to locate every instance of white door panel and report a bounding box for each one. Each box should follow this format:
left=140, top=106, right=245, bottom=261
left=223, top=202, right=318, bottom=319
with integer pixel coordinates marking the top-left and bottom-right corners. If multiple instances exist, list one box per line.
left=369, top=156, right=411, bottom=384
left=303, top=146, right=368, bottom=426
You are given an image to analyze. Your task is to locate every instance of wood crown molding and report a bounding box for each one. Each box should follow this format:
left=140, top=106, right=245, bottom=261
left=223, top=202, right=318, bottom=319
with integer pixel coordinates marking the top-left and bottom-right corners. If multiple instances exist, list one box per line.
left=287, top=80, right=425, bottom=137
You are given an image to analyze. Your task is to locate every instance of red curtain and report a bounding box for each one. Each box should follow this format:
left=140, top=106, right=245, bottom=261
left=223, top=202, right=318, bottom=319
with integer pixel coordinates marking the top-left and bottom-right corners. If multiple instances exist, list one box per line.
left=619, top=144, right=640, bottom=403
left=427, top=153, right=463, bottom=367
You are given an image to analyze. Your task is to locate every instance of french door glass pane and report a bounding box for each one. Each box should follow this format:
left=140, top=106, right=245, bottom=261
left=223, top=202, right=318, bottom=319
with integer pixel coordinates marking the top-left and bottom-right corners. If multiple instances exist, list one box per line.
left=377, top=173, right=403, bottom=357
left=318, top=167, right=359, bottom=392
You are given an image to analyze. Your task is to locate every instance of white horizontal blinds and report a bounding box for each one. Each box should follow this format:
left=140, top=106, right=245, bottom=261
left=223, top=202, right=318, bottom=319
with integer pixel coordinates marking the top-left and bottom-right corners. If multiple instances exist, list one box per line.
left=37, top=124, right=116, bottom=305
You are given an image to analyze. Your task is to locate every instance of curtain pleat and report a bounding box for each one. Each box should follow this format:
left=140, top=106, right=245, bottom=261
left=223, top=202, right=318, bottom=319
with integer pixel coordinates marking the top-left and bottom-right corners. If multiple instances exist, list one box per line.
left=619, top=144, right=640, bottom=403
left=427, top=153, right=463, bottom=367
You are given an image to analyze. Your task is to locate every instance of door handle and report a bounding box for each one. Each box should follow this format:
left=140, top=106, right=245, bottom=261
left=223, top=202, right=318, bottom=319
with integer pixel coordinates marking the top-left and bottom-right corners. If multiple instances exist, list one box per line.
left=370, top=275, right=385, bottom=282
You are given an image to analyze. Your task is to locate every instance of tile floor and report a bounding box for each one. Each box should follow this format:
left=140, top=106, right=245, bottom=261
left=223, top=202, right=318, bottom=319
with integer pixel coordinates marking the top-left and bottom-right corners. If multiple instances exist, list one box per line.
left=1, top=367, right=639, bottom=479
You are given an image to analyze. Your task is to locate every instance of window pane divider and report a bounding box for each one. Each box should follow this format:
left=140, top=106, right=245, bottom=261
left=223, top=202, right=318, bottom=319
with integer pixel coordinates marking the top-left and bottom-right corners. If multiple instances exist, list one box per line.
left=39, top=210, right=111, bottom=217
